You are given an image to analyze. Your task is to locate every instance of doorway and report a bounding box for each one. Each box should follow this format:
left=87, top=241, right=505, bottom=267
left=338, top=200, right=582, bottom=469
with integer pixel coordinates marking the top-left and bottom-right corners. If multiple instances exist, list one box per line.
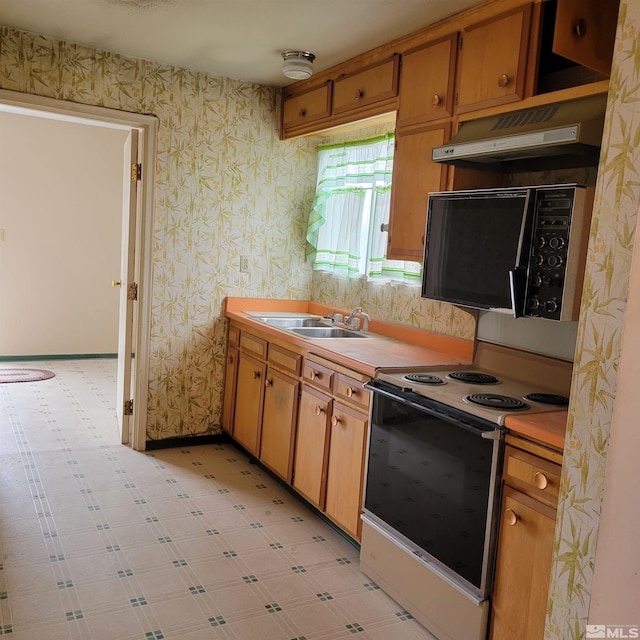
left=0, top=89, right=158, bottom=450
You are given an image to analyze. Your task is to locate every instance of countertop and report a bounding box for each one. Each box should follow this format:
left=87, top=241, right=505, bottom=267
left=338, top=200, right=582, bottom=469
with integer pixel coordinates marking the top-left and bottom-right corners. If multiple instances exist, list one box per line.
left=224, top=297, right=569, bottom=452
left=504, top=410, right=568, bottom=452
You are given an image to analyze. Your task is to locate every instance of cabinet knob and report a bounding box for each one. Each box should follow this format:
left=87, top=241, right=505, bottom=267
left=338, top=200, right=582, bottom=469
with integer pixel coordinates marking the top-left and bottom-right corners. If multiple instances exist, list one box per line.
left=534, top=471, right=549, bottom=490
left=253, top=370, right=261, bottom=379
left=265, top=379, right=273, bottom=387
left=432, top=94, right=442, bottom=107
left=505, top=509, right=518, bottom=526
left=380, top=223, right=389, bottom=233
left=574, top=18, right=587, bottom=38
left=498, top=73, right=510, bottom=88
left=299, top=108, right=307, bottom=117
left=355, top=89, right=364, bottom=100
left=345, top=386, right=354, bottom=398
left=310, top=370, right=318, bottom=381
left=228, top=355, right=234, bottom=364
left=315, top=405, right=324, bottom=416
left=331, top=415, right=341, bottom=427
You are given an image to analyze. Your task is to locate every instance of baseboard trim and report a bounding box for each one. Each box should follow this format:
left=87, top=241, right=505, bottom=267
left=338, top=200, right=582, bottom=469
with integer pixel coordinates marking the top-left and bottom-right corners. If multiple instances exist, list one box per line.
left=145, top=433, right=228, bottom=450
left=0, top=353, right=118, bottom=362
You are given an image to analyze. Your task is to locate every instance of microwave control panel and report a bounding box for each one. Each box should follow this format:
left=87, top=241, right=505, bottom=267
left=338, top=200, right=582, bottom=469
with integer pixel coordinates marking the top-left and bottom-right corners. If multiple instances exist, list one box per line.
left=525, top=187, right=581, bottom=321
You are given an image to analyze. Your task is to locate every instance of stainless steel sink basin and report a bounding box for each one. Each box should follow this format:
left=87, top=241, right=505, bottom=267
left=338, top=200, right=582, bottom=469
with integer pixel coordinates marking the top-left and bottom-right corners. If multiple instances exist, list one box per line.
left=290, top=327, right=369, bottom=339
left=256, top=317, right=331, bottom=328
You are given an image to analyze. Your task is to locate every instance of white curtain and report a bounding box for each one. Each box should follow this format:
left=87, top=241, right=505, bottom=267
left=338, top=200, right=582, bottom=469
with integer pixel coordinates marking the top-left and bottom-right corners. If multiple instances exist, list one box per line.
left=306, top=134, right=421, bottom=282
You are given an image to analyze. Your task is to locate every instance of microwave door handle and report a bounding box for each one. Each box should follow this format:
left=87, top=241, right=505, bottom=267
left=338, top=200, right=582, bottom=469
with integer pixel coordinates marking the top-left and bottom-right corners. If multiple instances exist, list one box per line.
left=509, top=267, right=527, bottom=318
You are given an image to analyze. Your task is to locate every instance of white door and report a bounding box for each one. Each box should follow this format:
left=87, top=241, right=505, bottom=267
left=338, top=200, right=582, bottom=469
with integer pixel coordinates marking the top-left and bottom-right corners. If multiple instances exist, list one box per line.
left=117, top=129, right=140, bottom=444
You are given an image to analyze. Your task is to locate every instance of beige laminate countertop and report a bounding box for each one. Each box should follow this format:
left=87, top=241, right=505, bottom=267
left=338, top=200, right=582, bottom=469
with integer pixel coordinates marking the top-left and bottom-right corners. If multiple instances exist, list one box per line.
left=224, top=297, right=568, bottom=451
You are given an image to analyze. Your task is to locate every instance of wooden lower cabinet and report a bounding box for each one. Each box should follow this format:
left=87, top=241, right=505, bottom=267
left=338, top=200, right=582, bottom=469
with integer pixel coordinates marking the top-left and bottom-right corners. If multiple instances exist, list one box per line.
left=490, top=443, right=561, bottom=640
left=324, top=401, right=369, bottom=540
left=293, top=385, right=332, bottom=508
left=232, top=353, right=266, bottom=456
left=260, top=367, right=299, bottom=483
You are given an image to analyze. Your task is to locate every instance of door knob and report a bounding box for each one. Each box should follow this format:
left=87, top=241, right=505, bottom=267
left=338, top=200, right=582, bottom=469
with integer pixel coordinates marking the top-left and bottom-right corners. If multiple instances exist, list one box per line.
left=112, top=280, right=122, bottom=287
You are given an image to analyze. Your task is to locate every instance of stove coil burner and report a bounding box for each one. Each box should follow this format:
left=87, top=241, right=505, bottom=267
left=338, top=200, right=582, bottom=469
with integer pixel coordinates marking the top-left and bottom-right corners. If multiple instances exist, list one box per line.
left=466, top=394, right=528, bottom=410
left=448, top=371, right=500, bottom=385
left=524, top=393, right=569, bottom=406
left=404, top=373, right=445, bottom=385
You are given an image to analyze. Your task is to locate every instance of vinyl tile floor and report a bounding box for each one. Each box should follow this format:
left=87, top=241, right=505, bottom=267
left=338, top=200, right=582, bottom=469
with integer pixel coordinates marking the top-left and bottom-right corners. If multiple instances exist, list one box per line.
left=0, top=359, right=437, bottom=640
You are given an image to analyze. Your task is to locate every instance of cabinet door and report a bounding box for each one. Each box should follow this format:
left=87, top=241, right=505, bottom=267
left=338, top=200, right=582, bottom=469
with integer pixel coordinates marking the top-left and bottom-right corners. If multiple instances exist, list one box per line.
left=456, top=5, right=532, bottom=114
left=221, top=346, right=238, bottom=434
left=260, top=368, right=299, bottom=482
left=552, top=0, right=619, bottom=76
left=489, top=486, right=556, bottom=640
left=386, top=123, right=450, bottom=262
left=332, top=55, right=400, bottom=115
left=293, top=386, right=332, bottom=509
left=324, top=402, right=369, bottom=540
left=282, top=82, right=332, bottom=133
left=397, top=34, right=458, bottom=129
left=233, top=353, right=266, bottom=456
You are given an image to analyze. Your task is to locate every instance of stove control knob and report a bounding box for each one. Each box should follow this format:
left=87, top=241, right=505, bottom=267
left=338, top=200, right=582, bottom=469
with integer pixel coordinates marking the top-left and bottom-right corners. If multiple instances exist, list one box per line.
left=549, top=236, right=565, bottom=250
left=528, top=297, right=540, bottom=310
left=545, top=300, right=558, bottom=313
left=547, top=255, right=564, bottom=268
left=536, top=236, right=546, bottom=249
left=532, top=273, right=543, bottom=287
left=534, top=254, right=545, bottom=266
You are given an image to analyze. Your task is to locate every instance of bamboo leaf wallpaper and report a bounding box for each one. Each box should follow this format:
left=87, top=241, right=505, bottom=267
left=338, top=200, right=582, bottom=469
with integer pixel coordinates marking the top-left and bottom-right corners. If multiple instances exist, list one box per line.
left=2, top=2, right=639, bottom=634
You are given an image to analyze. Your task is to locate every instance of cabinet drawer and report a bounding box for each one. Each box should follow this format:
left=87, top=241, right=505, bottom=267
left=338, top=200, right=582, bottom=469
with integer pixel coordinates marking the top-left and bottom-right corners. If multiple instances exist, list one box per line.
left=302, top=359, right=334, bottom=393
left=240, top=332, right=268, bottom=360
left=282, top=82, right=332, bottom=130
left=333, top=373, right=371, bottom=411
left=228, top=323, right=240, bottom=348
left=268, top=344, right=302, bottom=376
left=503, top=445, right=561, bottom=509
left=332, top=55, right=400, bottom=115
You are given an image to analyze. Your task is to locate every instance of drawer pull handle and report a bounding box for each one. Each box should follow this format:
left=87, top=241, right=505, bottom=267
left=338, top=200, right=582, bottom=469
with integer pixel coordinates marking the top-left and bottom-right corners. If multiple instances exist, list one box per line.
left=315, top=405, right=324, bottom=416
left=355, top=89, right=364, bottom=100
left=498, top=73, right=510, bottom=88
left=345, top=386, right=354, bottom=398
left=265, top=379, right=273, bottom=387
left=299, top=108, right=307, bottom=117
left=253, top=370, right=261, bottom=379
left=432, top=93, right=442, bottom=107
left=574, top=18, right=587, bottom=38
left=331, top=415, right=341, bottom=427
left=505, top=509, right=518, bottom=526
left=534, top=472, right=549, bottom=490
left=310, top=370, right=318, bottom=381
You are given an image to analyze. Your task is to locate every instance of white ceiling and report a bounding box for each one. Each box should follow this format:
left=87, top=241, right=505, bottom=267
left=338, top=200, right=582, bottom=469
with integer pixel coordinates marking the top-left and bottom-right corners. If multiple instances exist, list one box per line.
left=0, top=0, right=483, bottom=87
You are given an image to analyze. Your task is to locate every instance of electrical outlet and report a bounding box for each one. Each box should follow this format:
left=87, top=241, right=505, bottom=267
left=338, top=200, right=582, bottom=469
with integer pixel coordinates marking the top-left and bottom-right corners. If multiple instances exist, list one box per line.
left=240, top=255, right=249, bottom=273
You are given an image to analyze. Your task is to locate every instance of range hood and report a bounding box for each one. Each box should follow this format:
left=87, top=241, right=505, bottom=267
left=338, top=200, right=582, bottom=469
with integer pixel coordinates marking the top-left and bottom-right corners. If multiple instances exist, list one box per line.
left=432, top=94, right=607, bottom=172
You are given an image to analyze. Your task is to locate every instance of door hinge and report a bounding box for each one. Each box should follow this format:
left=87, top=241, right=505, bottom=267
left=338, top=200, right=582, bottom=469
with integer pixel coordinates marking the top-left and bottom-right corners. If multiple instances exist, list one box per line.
left=124, top=399, right=134, bottom=415
left=131, top=163, right=142, bottom=181
left=127, top=283, right=138, bottom=301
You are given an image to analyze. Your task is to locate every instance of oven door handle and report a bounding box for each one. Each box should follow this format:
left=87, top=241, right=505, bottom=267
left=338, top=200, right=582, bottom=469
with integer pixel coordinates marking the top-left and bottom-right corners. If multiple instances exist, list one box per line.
left=481, top=429, right=502, bottom=440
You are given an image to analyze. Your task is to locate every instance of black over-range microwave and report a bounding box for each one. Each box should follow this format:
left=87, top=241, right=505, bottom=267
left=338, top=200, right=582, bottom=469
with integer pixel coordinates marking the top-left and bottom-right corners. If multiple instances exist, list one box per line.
left=421, top=184, right=593, bottom=321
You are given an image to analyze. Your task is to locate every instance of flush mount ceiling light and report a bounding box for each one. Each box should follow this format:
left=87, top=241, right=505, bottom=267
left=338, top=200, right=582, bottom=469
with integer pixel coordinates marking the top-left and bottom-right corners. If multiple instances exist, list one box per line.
left=281, top=51, right=316, bottom=80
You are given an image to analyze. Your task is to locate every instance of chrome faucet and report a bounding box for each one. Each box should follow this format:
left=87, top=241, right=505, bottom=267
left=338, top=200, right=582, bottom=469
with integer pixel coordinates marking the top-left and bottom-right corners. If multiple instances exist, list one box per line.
left=345, top=307, right=370, bottom=331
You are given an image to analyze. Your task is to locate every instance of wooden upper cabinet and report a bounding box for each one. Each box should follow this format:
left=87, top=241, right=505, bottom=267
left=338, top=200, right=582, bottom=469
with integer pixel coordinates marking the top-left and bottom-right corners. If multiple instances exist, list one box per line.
left=455, top=4, right=533, bottom=114
left=396, top=34, right=458, bottom=129
left=332, top=54, right=400, bottom=116
left=552, top=0, right=619, bottom=76
left=387, top=122, right=450, bottom=262
left=282, top=81, right=332, bottom=132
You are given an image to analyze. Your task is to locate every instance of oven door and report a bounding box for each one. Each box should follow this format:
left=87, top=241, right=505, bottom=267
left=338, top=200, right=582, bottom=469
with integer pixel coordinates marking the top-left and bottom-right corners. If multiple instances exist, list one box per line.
left=363, top=379, right=504, bottom=599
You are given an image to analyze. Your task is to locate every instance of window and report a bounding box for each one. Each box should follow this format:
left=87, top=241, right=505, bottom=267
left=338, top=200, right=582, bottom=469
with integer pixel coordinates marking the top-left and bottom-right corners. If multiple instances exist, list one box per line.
left=306, top=134, right=421, bottom=284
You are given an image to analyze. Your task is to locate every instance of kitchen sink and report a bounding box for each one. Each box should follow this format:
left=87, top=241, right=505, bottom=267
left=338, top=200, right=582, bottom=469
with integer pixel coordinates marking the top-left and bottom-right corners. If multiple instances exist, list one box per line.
left=290, top=327, right=369, bottom=339
left=255, top=316, right=331, bottom=328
